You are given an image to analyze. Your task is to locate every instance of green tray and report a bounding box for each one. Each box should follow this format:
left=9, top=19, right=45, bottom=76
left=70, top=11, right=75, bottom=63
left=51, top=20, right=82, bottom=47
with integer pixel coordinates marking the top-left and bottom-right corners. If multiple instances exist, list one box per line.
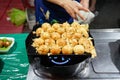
left=0, top=33, right=29, bottom=80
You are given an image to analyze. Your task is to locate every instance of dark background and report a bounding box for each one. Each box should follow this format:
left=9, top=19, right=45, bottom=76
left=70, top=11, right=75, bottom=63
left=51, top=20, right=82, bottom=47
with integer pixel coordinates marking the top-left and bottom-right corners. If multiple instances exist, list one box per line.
left=90, top=0, right=120, bottom=29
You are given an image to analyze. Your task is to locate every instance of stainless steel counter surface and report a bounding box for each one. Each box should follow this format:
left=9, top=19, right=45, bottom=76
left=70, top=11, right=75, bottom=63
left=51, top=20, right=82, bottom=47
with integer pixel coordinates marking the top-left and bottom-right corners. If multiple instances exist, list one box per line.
left=90, top=29, right=120, bottom=32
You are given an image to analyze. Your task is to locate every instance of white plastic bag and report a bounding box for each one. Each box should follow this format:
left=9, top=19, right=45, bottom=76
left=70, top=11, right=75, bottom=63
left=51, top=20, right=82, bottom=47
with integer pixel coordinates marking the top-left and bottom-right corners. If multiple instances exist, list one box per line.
left=75, top=10, right=95, bottom=24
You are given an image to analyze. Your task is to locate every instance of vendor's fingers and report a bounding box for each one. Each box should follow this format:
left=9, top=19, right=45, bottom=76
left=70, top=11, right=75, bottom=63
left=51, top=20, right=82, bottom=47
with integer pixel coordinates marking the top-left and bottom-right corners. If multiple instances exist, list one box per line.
left=65, top=5, right=76, bottom=19
left=77, top=12, right=85, bottom=20
left=73, top=8, right=80, bottom=20
left=79, top=7, right=89, bottom=12
left=73, top=7, right=85, bottom=20
left=74, top=1, right=89, bottom=12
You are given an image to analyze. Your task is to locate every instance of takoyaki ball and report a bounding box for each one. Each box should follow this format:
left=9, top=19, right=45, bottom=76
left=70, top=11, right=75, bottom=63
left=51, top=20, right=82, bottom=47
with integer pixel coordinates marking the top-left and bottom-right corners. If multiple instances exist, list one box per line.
left=37, top=45, right=49, bottom=55
left=83, top=38, right=94, bottom=53
left=67, top=33, right=73, bottom=39
left=61, top=32, right=67, bottom=39
left=62, top=22, right=70, bottom=30
left=80, top=24, right=89, bottom=31
left=41, top=23, right=51, bottom=31
left=62, top=45, right=73, bottom=55
left=72, top=32, right=82, bottom=40
left=56, top=39, right=67, bottom=47
left=77, top=27, right=89, bottom=38
left=56, top=27, right=65, bottom=34
left=35, top=28, right=44, bottom=36
left=47, top=27, right=55, bottom=33
left=71, top=21, right=80, bottom=29
left=78, top=37, right=86, bottom=45
left=32, top=38, right=44, bottom=47
left=50, top=45, right=61, bottom=55
left=66, top=27, right=75, bottom=34
left=76, top=28, right=82, bottom=33
left=73, top=45, right=85, bottom=55
left=41, top=32, right=50, bottom=39
left=52, top=23, right=61, bottom=30
left=62, top=33, right=72, bottom=39
left=45, top=38, right=55, bottom=46
left=69, top=39, right=78, bottom=47
left=51, top=32, right=60, bottom=40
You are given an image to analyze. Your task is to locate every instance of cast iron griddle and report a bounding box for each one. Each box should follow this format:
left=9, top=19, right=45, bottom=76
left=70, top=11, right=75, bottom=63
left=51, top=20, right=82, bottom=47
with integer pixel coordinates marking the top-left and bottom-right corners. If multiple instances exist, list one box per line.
left=25, top=24, right=92, bottom=66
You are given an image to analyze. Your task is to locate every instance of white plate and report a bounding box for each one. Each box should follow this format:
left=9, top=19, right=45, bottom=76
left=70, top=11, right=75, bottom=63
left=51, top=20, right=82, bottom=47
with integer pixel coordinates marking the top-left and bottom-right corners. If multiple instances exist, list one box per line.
left=0, top=37, right=15, bottom=53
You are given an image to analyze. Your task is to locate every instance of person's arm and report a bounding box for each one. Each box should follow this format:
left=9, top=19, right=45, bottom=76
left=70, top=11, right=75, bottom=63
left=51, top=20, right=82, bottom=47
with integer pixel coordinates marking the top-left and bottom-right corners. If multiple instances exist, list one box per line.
left=47, top=0, right=89, bottom=20
left=89, top=0, right=96, bottom=11
left=80, top=0, right=89, bottom=8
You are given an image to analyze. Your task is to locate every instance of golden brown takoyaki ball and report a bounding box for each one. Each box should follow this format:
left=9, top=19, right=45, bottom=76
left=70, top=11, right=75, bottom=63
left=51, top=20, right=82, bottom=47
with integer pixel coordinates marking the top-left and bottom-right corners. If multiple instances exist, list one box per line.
left=62, top=22, right=70, bottom=30
left=80, top=24, right=89, bottom=31
left=72, top=32, right=82, bottom=40
left=37, top=45, right=49, bottom=55
left=62, top=45, right=73, bottom=55
left=71, top=21, right=80, bottom=29
left=56, top=39, right=67, bottom=47
left=76, top=28, right=82, bottom=33
left=83, top=38, right=94, bottom=53
left=77, top=27, right=89, bottom=38
left=47, top=27, right=55, bottom=33
left=32, top=38, right=44, bottom=47
left=56, top=27, right=65, bottom=34
left=79, top=37, right=93, bottom=53
left=78, top=37, right=86, bottom=45
left=66, top=33, right=73, bottom=39
left=45, top=38, right=55, bottom=46
left=41, top=23, right=51, bottom=31
left=50, top=45, right=61, bottom=55
left=52, top=23, right=61, bottom=30
left=73, top=45, right=85, bottom=55
left=69, top=39, right=78, bottom=46
left=51, top=32, right=60, bottom=40
left=81, top=38, right=97, bottom=58
left=35, top=28, right=44, bottom=36
left=66, top=27, right=75, bottom=34
left=61, top=32, right=72, bottom=39
left=61, top=32, right=67, bottom=39
left=41, top=32, right=50, bottom=39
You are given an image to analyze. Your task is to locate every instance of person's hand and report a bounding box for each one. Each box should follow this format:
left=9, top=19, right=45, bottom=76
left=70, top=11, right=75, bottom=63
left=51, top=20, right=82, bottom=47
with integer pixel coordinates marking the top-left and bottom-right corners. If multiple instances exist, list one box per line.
left=60, top=0, right=89, bottom=20
left=47, top=0, right=89, bottom=20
